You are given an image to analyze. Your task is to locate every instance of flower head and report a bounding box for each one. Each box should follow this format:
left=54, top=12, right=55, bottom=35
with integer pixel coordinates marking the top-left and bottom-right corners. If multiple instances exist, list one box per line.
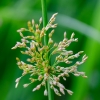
left=12, top=13, right=88, bottom=96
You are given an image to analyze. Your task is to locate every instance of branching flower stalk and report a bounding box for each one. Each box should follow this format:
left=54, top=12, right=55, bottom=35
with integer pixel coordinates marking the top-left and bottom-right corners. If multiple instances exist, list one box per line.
left=41, top=0, right=53, bottom=100
left=12, top=13, right=88, bottom=97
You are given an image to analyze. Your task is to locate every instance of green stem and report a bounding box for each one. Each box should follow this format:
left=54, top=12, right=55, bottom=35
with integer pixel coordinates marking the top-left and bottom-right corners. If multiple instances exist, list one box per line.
left=41, top=0, right=54, bottom=100
left=47, top=78, right=53, bottom=100
left=41, top=0, right=48, bottom=45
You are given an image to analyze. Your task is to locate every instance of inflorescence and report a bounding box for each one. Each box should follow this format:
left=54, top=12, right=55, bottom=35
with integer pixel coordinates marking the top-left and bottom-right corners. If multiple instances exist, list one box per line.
left=12, top=13, right=88, bottom=96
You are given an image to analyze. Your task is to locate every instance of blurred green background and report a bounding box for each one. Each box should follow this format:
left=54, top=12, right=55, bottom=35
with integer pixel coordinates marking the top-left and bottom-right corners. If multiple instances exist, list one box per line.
left=0, top=0, right=100, bottom=100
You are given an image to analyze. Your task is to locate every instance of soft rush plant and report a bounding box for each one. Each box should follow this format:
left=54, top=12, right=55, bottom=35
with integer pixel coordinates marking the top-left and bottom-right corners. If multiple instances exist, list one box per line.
left=12, top=0, right=88, bottom=100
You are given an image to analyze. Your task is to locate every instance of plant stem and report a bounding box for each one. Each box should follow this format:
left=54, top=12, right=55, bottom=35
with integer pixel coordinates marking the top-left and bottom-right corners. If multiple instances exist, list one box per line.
left=47, top=78, right=53, bottom=100
left=41, top=0, right=48, bottom=45
left=41, top=0, right=54, bottom=100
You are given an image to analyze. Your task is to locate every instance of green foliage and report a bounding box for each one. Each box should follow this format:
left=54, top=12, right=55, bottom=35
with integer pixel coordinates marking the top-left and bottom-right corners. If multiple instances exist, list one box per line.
left=0, top=0, right=100, bottom=100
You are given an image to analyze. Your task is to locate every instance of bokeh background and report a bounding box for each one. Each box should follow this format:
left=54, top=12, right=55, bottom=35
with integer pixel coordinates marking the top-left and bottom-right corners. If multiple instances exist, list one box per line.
left=0, top=0, right=100, bottom=100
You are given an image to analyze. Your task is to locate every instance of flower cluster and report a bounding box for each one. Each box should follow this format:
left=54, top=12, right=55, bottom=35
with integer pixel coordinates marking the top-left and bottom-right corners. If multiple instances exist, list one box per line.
left=12, top=13, right=88, bottom=96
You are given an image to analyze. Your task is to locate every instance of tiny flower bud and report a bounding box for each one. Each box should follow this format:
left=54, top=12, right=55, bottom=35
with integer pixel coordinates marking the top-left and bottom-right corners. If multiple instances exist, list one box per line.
left=17, top=29, right=21, bottom=32
left=57, top=82, right=65, bottom=89
left=20, top=51, right=25, bottom=54
left=83, top=56, right=88, bottom=62
left=23, top=84, right=29, bottom=88
left=52, top=13, right=58, bottom=18
left=38, top=75, right=43, bottom=81
left=54, top=88, right=61, bottom=96
left=16, top=57, right=20, bottom=61
left=63, top=77, right=66, bottom=81
left=35, top=24, right=39, bottom=29
left=64, top=32, right=67, bottom=38
left=67, top=89, right=73, bottom=95
left=53, top=43, right=58, bottom=47
left=54, top=77, right=59, bottom=82
left=11, top=46, right=17, bottom=49
left=41, top=81, right=46, bottom=86
left=60, top=88, right=65, bottom=95
left=32, top=88, right=36, bottom=92
left=50, top=13, right=58, bottom=22
left=15, top=82, right=19, bottom=88
left=82, top=54, right=86, bottom=59
left=29, top=78, right=35, bottom=82
left=53, top=81, right=57, bottom=85
left=36, top=29, right=40, bottom=34
left=71, top=32, right=75, bottom=39
left=83, top=76, right=87, bottom=78
left=36, top=84, right=41, bottom=90
left=74, top=54, right=80, bottom=58
left=74, top=73, right=80, bottom=76
left=51, top=24, right=57, bottom=28
left=17, top=62, right=21, bottom=66
left=39, top=17, right=42, bottom=24
left=44, top=89, right=48, bottom=96
left=19, top=32, right=24, bottom=37
left=32, top=19, right=35, bottom=26
left=74, top=38, right=78, bottom=42
left=48, top=38, right=53, bottom=44
left=49, top=30, right=54, bottom=38
left=28, top=21, right=31, bottom=27
left=20, top=28, right=26, bottom=31
left=50, top=85, right=53, bottom=89
left=76, top=61, right=80, bottom=65
left=15, top=77, right=21, bottom=83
